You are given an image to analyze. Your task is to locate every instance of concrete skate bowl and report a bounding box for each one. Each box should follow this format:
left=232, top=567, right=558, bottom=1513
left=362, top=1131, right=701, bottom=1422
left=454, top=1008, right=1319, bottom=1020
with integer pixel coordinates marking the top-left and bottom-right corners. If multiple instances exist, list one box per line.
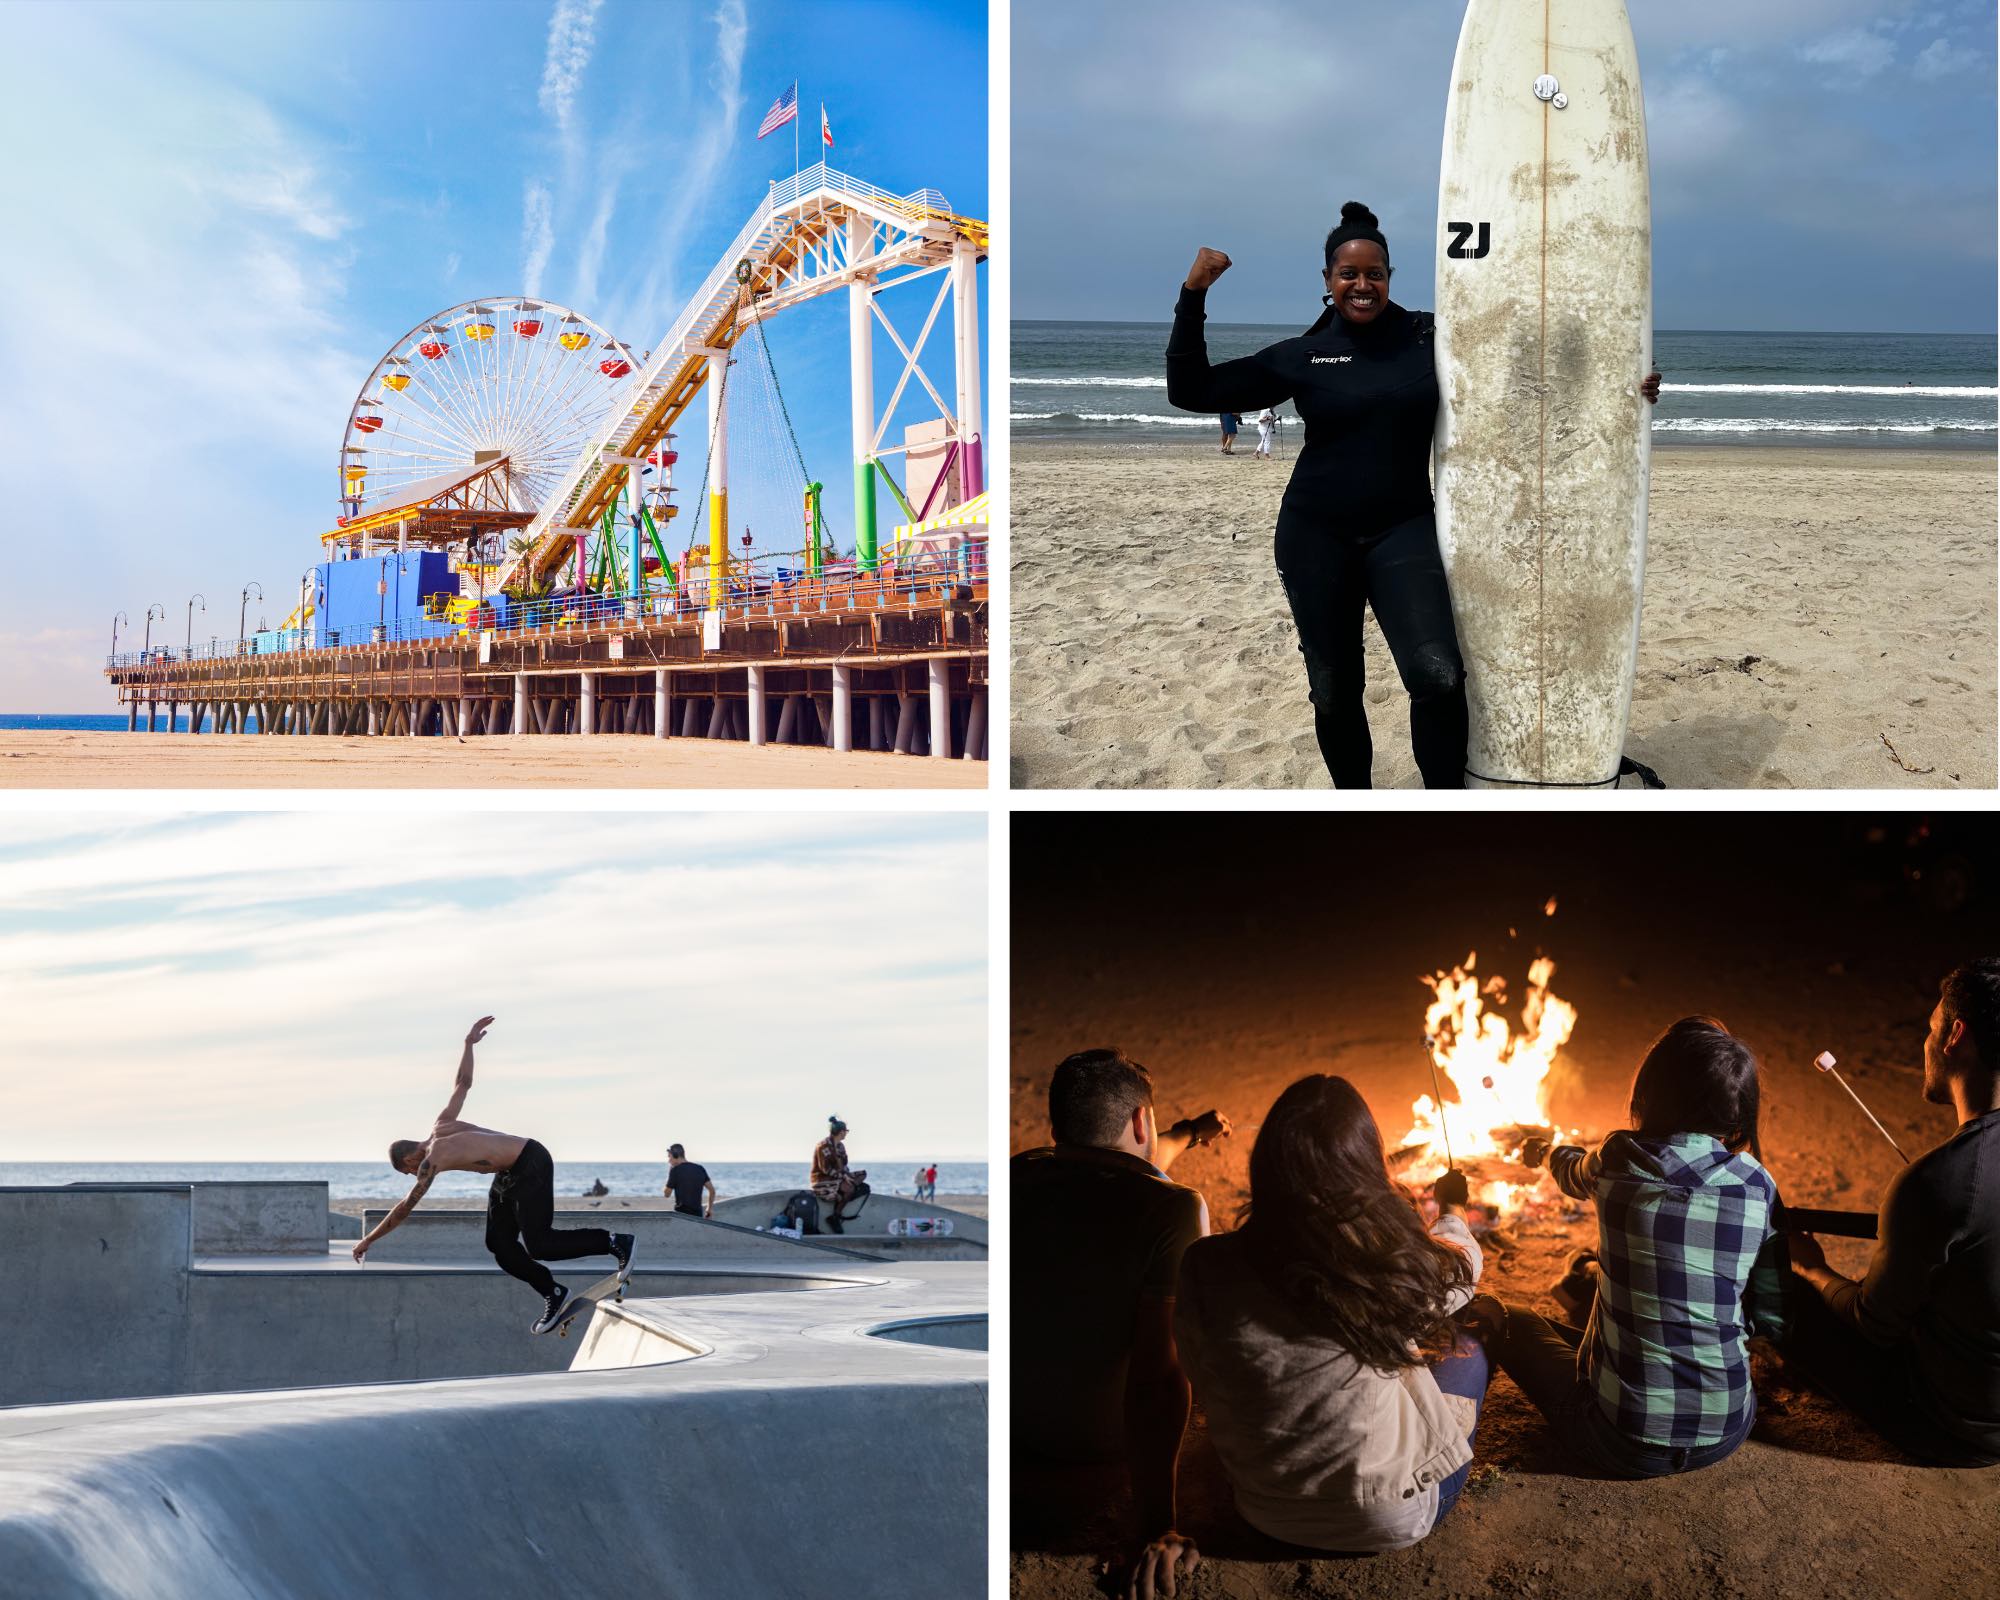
left=0, top=1271, right=988, bottom=1599
left=866, top=1313, right=989, bottom=1350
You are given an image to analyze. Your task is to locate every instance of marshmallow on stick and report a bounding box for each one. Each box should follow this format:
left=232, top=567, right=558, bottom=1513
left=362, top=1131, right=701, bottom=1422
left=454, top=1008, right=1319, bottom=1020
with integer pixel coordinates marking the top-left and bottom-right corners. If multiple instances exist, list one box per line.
left=1814, top=1050, right=1910, bottom=1165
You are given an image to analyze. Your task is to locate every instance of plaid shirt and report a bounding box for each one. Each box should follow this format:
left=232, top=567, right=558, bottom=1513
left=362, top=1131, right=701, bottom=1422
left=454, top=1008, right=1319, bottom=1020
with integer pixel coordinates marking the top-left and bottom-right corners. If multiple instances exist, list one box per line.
left=1550, top=1131, right=1777, bottom=1447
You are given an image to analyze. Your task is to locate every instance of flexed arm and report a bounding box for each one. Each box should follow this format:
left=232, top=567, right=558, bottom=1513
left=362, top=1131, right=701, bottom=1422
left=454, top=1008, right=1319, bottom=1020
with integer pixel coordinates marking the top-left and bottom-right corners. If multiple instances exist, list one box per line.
left=1164, top=249, right=1294, bottom=416
left=353, top=1160, right=437, bottom=1262
left=437, top=1015, right=493, bottom=1125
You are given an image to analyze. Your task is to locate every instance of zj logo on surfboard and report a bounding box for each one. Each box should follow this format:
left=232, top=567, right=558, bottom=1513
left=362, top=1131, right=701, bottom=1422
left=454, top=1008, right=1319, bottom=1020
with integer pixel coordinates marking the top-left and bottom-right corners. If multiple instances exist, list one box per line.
left=1445, top=222, right=1491, bottom=260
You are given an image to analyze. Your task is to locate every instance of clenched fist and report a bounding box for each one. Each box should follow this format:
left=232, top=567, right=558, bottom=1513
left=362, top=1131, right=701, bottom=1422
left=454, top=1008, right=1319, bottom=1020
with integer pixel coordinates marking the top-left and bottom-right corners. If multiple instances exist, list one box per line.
left=1184, top=247, right=1232, bottom=292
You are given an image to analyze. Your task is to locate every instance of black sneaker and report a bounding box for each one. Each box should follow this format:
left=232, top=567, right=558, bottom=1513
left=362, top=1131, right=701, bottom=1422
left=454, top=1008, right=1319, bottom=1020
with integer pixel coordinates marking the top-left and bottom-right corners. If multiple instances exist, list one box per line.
left=532, top=1285, right=571, bottom=1334
left=610, top=1232, right=635, bottom=1280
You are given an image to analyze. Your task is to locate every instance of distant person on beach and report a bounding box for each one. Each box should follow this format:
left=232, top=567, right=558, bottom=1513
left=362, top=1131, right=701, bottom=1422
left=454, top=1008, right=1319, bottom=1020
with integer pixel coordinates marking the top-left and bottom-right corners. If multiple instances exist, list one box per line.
left=585, top=1178, right=609, bottom=1197
left=1781, top=960, right=2000, bottom=1465
left=1012, top=1048, right=1231, bottom=1599
left=1166, top=203, right=1660, bottom=789
left=664, top=1143, right=715, bottom=1218
left=352, top=1016, right=634, bottom=1333
left=811, top=1116, right=869, bottom=1233
left=1218, top=411, right=1239, bottom=454
left=1466, top=1018, right=1779, bottom=1479
left=1253, top=407, right=1276, bottom=459
left=925, top=1162, right=939, bottom=1200
left=1176, top=1075, right=1484, bottom=1553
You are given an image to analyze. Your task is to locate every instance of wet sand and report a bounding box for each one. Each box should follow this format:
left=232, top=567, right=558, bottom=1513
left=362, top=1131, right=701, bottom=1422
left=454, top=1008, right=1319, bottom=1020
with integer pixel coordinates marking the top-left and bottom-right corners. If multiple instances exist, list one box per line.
left=1011, top=444, right=1998, bottom=789
left=0, top=731, right=988, bottom=789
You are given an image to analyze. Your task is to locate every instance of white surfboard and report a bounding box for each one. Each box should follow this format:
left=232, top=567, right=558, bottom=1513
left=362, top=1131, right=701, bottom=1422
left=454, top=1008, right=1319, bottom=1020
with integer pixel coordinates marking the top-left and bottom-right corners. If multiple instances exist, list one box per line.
left=1434, top=0, right=1651, bottom=787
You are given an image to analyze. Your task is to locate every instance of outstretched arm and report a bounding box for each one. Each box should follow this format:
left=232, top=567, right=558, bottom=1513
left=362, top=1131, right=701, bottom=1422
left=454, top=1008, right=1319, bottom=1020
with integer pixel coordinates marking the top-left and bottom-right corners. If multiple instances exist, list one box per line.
left=353, top=1163, right=437, bottom=1261
left=437, top=1015, right=493, bottom=1125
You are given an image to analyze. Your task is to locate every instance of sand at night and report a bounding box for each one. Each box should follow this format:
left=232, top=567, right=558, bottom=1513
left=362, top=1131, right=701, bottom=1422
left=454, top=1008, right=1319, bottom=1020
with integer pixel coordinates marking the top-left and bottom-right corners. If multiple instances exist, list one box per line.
left=1011, top=813, right=2000, bottom=1600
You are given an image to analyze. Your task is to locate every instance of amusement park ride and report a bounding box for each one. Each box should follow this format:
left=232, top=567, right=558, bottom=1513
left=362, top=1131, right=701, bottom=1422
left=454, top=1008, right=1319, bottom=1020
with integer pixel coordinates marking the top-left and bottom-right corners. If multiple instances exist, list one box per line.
left=106, top=163, right=989, bottom=759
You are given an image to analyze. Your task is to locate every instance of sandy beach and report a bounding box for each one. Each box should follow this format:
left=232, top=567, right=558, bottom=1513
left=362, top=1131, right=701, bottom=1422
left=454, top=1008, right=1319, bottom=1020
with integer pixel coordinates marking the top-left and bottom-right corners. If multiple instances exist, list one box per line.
left=1011, top=444, right=1997, bottom=789
left=0, top=731, right=988, bottom=789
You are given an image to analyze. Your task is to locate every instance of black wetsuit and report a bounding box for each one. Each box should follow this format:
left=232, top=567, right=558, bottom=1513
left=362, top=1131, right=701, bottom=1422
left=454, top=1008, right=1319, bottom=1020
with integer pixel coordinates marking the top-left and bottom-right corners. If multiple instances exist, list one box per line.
left=1166, top=286, right=1466, bottom=788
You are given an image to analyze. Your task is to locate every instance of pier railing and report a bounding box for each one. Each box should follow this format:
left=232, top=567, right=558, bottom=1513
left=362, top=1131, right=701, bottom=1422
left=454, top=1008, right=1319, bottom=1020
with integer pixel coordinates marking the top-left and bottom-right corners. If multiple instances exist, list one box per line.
left=104, top=537, right=987, bottom=671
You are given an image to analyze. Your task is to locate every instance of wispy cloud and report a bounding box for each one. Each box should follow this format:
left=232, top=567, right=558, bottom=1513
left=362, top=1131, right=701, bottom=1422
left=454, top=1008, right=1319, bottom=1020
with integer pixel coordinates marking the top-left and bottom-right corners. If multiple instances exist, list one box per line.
left=1913, top=36, right=1981, bottom=79
left=521, top=180, right=554, bottom=295
left=538, top=0, right=605, bottom=135
left=1798, top=28, right=1898, bottom=83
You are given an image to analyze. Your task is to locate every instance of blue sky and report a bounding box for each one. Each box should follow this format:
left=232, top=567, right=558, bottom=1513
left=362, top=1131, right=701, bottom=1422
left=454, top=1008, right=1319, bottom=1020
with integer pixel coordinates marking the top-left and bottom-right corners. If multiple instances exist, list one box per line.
left=1014, top=0, right=1996, bottom=330
left=0, top=0, right=987, bottom=711
left=0, top=811, right=987, bottom=1162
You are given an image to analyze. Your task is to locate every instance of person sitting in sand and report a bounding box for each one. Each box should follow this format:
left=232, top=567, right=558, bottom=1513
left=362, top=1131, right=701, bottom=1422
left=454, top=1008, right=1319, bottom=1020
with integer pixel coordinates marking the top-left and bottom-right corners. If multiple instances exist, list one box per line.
left=353, top=1016, right=634, bottom=1333
left=1012, top=1048, right=1230, bottom=1600
left=1466, top=1017, right=1782, bottom=1479
left=1166, top=204, right=1660, bottom=789
left=1781, top=959, right=2000, bottom=1465
left=1177, top=1075, right=1484, bottom=1555
left=811, top=1116, right=869, bottom=1233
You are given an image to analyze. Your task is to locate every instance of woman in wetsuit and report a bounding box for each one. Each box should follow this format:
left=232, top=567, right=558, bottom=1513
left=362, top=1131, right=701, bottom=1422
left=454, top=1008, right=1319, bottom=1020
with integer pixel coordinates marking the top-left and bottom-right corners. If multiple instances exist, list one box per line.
left=1166, top=201, right=1658, bottom=788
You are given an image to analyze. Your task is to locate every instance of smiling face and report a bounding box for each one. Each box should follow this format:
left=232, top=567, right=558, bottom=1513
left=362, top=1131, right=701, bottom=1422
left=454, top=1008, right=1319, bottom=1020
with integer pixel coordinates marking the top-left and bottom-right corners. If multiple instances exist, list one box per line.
left=1323, top=239, right=1391, bottom=324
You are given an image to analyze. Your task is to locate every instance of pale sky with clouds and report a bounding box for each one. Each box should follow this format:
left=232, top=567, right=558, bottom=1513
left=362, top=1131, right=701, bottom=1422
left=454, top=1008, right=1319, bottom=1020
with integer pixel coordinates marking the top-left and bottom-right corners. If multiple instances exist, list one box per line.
left=1014, top=0, right=1996, bottom=330
left=0, top=812, right=986, bottom=1163
left=0, top=0, right=986, bottom=712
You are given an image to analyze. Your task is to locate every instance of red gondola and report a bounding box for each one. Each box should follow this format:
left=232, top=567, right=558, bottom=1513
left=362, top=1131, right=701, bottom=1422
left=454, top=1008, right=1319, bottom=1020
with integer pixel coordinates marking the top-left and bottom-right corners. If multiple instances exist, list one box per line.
left=353, top=415, right=384, bottom=433
left=513, top=319, right=542, bottom=338
left=647, top=449, right=679, bottom=467
left=599, top=359, right=633, bottom=378
left=418, top=340, right=449, bottom=359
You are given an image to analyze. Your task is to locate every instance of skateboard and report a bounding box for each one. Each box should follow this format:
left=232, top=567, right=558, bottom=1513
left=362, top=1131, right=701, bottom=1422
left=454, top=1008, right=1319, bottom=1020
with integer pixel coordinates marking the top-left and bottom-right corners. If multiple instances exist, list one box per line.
left=886, top=1216, right=954, bottom=1238
left=538, top=1262, right=632, bottom=1339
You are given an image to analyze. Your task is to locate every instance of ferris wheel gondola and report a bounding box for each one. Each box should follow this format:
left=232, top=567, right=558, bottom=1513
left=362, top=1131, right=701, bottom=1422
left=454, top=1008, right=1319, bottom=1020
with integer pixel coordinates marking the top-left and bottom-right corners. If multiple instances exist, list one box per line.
left=337, top=298, right=632, bottom=521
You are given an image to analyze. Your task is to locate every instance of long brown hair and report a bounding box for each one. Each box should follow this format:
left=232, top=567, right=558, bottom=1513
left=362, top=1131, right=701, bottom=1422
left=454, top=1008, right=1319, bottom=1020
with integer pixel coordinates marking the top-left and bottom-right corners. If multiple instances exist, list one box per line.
left=1238, top=1074, right=1471, bottom=1372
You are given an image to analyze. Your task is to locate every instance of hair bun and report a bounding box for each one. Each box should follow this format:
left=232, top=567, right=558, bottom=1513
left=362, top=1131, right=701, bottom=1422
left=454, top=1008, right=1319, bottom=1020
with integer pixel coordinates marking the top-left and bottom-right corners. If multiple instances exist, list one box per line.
left=1340, top=201, right=1379, bottom=229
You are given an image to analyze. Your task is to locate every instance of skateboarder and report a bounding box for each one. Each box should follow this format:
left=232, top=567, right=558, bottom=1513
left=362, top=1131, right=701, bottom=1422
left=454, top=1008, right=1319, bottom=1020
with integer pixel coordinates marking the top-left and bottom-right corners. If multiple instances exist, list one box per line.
left=352, top=1016, right=634, bottom=1333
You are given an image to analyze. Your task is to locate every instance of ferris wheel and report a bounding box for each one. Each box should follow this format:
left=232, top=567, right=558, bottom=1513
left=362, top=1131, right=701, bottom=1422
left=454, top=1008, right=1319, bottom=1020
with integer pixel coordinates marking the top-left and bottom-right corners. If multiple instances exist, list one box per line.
left=337, top=298, right=637, bottom=521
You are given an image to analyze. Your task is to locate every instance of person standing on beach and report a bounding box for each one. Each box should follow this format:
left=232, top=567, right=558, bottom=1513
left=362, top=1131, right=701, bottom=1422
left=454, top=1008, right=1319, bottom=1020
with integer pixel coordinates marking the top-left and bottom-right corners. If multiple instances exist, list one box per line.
left=1012, top=1048, right=1231, bottom=1599
left=1218, top=411, right=1239, bottom=454
left=1167, top=203, right=1661, bottom=788
left=353, top=1016, right=634, bottom=1333
left=1253, top=407, right=1276, bottom=460
left=663, top=1143, right=715, bottom=1218
left=812, top=1116, right=870, bottom=1233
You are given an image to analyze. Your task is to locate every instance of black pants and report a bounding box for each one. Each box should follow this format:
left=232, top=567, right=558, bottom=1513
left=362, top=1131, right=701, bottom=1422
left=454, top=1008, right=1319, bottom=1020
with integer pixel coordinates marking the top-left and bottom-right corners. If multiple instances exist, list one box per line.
left=821, top=1181, right=870, bottom=1234
left=1779, top=1274, right=2000, bottom=1466
left=1274, top=507, right=1468, bottom=789
left=485, top=1140, right=612, bottom=1296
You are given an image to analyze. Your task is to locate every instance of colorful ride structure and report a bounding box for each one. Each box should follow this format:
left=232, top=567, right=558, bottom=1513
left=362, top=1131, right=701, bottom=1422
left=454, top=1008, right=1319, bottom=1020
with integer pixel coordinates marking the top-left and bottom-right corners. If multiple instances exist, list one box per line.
left=106, top=164, right=989, bottom=759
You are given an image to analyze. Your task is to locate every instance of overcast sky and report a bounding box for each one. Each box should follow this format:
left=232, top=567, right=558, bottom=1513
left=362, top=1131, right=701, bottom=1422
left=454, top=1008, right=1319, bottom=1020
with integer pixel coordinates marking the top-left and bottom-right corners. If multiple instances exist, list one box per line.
left=1014, top=0, right=1996, bottom=331
left=0, top=0, right=985, bottom=713
left=0, top=812, right=986, bottom=1164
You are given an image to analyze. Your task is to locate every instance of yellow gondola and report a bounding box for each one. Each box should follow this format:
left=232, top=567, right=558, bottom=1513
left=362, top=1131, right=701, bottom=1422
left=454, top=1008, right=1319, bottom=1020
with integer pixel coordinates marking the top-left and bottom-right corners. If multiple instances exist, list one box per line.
left=380, top=373, right=410, bottom=391
left=557, top=331, right=591, bottom=351
left=464, top=323, right=495, bottom=341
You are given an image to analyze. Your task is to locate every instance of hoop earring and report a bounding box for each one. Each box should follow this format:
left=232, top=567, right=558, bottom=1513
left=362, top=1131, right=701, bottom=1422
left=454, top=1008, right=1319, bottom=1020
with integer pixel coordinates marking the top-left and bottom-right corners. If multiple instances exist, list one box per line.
left=1322, top=292, right=1338, bottom=307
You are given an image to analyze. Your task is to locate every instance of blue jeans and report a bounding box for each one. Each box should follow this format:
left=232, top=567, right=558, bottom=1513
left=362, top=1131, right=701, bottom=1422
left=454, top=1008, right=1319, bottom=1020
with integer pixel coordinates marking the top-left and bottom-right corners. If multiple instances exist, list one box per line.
left=1479, top=1300, right=1753, bottom=1478
left=1431, top=1332, right=1490, bottom=1519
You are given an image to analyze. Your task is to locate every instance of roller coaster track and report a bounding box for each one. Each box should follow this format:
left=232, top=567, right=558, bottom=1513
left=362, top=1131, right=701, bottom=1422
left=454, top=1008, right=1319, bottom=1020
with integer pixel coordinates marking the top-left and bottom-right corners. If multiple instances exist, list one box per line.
left=490, top=162, right=986, bottom=596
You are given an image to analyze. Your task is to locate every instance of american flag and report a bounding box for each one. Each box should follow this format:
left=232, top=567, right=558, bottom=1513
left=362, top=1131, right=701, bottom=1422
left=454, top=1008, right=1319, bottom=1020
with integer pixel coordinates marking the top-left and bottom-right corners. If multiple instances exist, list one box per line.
left=757, top=83, right=798, bottom=139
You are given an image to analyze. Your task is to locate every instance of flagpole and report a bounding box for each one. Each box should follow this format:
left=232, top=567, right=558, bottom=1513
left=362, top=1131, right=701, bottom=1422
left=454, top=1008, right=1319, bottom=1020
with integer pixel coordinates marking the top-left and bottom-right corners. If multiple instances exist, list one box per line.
left=793, top=79, right=800, bottom=186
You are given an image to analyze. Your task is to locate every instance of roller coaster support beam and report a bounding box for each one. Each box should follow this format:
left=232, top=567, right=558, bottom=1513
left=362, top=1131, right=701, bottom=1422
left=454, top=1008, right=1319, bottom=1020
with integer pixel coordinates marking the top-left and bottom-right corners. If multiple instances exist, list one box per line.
left=706, top=348, right=730, bottom=607
left=952, top=239, right=983, bottom=497
left=848, top=211, right=878, bottom=572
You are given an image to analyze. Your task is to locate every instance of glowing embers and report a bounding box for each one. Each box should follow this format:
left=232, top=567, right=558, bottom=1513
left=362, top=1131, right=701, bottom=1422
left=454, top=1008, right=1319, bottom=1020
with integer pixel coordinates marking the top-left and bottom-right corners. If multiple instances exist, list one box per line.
left=1396, top=950, right=1581, bottom=1213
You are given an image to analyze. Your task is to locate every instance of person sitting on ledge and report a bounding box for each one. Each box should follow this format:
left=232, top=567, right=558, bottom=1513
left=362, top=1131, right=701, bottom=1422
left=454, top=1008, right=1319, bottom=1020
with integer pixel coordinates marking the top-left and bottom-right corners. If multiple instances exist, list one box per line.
left=1176, top=1074, right=1485, bottom=1558
left=352, top=1015, right=633, bottom=1334
left=811, top=1116, right=869, bottom=1233
left=1782, top=959, right=2000, bottom=1466
left=1012, top=1048, right=1230, bottom=1600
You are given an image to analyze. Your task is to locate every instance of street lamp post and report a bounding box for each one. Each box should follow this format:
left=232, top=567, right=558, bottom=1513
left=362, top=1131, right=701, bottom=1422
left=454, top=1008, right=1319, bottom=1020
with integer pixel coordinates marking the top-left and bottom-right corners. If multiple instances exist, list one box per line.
left=240, top=582, right=263, bottom=651
left=143, top=603, right=165, bottom=733
left=186, top=593, right=206, bottom=653
left=111, top=610, right=128, bottom=658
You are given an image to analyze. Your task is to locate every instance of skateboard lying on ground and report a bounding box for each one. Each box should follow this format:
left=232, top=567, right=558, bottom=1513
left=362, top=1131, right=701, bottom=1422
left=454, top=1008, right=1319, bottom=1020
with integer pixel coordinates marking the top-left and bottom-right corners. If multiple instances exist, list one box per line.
left=886, top=1216, right=954, bottom=1238
left=538, top=1264, right=632, bottom=1339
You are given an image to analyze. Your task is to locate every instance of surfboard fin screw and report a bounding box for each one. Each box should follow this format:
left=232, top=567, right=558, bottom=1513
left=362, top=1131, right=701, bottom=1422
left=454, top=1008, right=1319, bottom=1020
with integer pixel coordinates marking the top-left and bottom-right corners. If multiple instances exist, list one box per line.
left=1533, top=74, right=1560, bottom=102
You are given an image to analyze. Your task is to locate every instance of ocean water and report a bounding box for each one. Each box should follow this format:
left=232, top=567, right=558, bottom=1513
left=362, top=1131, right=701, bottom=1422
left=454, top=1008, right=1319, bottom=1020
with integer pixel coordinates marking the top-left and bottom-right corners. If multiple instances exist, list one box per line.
left=1014, top=321, right=1998, bottom=449
left=0, top=712, right=188, bottom=732
left=0, top=1160, right=988, bottom=1203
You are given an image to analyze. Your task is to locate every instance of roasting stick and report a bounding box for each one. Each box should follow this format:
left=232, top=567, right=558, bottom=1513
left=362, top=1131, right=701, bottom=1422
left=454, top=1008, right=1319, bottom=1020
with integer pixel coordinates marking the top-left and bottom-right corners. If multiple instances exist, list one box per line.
left=1814, top=1050, right=1910, bottom=1165
left=1422, top=1035, right=1456, bottom=1173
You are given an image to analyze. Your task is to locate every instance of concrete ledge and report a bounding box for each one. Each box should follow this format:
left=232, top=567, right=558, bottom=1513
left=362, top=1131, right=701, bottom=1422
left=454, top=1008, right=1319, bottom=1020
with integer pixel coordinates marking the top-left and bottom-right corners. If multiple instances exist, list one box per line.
left=189, top=1183, right=330, bottom=1256
left=359, top=1207, right=881, bottom=1264
left=712, top=1188, right=989, bottom=1244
